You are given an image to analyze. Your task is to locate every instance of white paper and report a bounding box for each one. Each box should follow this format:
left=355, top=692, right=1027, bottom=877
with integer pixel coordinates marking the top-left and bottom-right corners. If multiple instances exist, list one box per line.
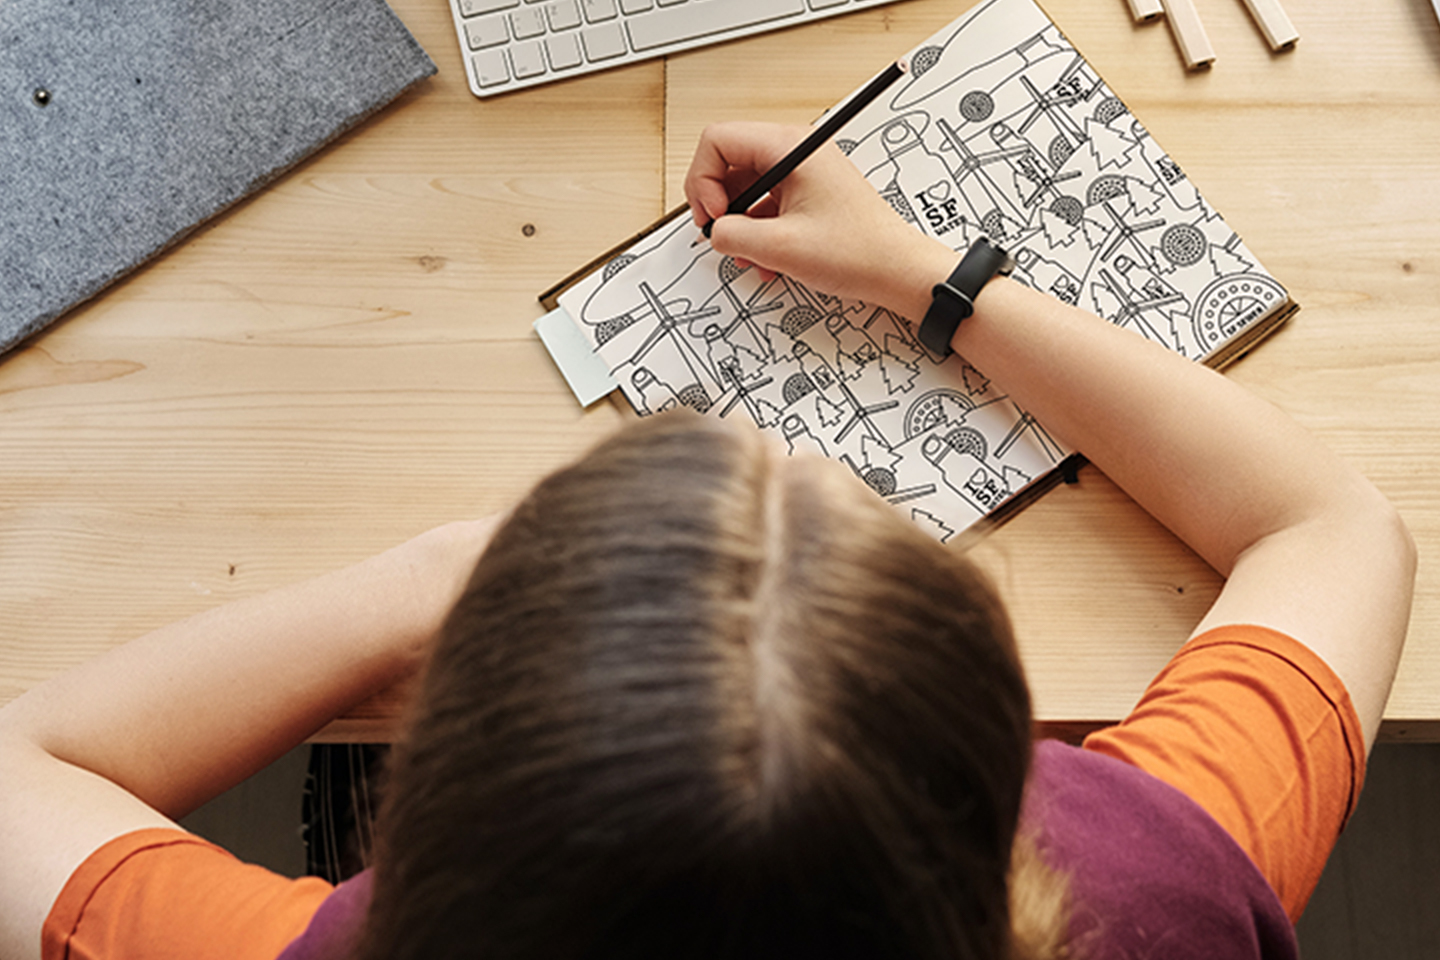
left=557, top=0, right=1287, bottom=541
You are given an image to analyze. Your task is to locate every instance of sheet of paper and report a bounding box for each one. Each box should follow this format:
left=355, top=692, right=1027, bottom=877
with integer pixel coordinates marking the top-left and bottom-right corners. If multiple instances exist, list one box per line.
left=557, top=0, right=1288, bottom=541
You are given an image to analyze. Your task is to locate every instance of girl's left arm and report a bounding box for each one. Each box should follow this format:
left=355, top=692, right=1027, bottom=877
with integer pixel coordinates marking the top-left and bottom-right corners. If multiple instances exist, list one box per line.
left=0, top=516, right=501, bottom=960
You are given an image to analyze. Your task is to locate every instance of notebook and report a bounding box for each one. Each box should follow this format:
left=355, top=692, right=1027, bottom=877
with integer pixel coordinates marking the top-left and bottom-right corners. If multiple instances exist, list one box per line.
left=538, top=0, right=1295, bottom=543
left=0, top=0, right=436, bottom=357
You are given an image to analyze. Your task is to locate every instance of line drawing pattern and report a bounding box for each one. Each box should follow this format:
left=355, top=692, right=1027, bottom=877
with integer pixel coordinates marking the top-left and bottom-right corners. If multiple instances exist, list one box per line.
left=557, top=0, right=1288, bottom=541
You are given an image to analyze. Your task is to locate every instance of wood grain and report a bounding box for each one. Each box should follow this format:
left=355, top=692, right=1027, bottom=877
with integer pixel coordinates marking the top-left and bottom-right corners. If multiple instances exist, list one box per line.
left=2, top=0, right=1438, bottom=740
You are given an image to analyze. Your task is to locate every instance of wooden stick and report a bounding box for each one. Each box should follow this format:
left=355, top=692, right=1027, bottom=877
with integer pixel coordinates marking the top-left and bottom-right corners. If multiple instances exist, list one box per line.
left=1160, top=0, right=1216, bottom=68
left=1239, top=0, right=1300, bottom=49
left=1125, top=0, right=1165, bottom=22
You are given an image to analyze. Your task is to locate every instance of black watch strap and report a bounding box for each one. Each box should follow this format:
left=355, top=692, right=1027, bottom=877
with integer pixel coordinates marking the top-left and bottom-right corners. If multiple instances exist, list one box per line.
left=918, top=238, right=1014, bottom=356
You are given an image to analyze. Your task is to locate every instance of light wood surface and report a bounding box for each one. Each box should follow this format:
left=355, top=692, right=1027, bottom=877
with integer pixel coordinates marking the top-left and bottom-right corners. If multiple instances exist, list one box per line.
left=2, top=0, right=1437, bottom=741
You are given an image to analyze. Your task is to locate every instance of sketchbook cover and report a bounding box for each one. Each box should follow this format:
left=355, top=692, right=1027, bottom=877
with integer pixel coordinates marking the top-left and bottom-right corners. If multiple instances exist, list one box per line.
left=0, top=0, right=436, bottom=357
left=547, top=0, right=1294, bottom=543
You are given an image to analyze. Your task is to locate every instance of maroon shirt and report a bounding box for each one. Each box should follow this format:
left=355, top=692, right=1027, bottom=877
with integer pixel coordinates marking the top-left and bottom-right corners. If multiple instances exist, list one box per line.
left=278, top=740, right=1295, bottom=960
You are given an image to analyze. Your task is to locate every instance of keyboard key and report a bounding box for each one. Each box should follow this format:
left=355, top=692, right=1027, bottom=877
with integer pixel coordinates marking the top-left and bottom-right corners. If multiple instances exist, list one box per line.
left=619, top=0, right=652, bottom=12
left=626, top=0, right=805, bottom=51
left=472, top=48, right=510, bottom=86
left=582, top=0, right=618, bottom=22
left=547, top=32, right=585, bottom=68
left=464, top=15, right=509, bottom=49
left=510, top=6, right=546, bottom=38
left=510, top=39, right=548, bottom=78
left=581, top=21, right=628, bottom=60
left=460, top=0, right=518, bottom=16
left=547, top=0, right=583, bottom=30
left=809, top=0, right=849, bottom=7
left=657, top=0, right=687, bottom=6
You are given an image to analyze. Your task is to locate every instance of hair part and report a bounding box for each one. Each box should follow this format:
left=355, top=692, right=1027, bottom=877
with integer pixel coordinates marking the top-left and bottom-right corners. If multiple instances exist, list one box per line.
left=358, top=411, right=1065, bottom=960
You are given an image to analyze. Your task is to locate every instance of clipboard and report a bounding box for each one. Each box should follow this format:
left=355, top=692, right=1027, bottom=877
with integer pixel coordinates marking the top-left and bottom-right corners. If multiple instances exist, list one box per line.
left=534, top=0, right=1296, bottom=543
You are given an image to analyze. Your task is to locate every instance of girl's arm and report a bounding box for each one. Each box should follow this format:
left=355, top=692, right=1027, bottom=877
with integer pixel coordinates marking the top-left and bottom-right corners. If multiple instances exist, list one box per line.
left=0, top=516, right=500, bottom=960
left=687, top=122, right=1416, bottom=751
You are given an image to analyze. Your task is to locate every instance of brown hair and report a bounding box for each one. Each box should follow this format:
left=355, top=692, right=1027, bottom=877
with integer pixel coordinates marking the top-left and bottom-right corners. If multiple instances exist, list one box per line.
left=358, top=411, right=1064, bottom=960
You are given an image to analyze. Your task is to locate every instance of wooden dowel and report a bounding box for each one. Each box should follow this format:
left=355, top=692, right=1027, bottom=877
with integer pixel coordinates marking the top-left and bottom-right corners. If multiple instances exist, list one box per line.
left=1161, top=0, right=1216, bottom=68
left=1240, top=0, right=1300, bottom=50
left=1125, top=0, right=1165, bottom=22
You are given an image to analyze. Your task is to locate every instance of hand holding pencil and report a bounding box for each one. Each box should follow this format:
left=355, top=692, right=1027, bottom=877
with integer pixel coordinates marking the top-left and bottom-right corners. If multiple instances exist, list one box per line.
left=694, top=59, right=907, bottom=240
left=684, top=121, right=956, bottom=321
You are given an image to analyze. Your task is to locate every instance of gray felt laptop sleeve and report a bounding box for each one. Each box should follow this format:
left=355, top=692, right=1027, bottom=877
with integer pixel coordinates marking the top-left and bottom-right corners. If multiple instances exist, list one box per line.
left=0, top=0, right=436, bottom=356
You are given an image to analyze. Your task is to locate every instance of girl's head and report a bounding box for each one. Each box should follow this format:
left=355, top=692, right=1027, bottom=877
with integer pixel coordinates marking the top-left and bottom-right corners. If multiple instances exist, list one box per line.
left=360, top=411, right=1037, bottom=960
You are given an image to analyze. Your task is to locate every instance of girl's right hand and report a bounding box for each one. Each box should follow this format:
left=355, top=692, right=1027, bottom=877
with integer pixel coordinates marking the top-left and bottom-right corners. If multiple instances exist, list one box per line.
left=683, top=122, right=956, bottom=321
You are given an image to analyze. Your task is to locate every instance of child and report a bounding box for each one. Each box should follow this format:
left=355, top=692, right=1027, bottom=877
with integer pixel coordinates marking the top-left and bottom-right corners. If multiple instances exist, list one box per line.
left=0, top=123, right=1414, bottom=960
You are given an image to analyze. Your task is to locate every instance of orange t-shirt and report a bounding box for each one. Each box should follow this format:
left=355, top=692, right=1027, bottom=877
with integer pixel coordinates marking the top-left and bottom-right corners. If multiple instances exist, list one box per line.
left=1084, top=623, right=1365, bottom=920
left=42, top=829, right=332, bottom=960
left=43, top=623, right=1363, bottom=957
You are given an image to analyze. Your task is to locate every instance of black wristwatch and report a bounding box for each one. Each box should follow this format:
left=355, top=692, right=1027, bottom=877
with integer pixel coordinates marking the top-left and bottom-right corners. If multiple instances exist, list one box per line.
left=918, top=238, right=1014, bottom=356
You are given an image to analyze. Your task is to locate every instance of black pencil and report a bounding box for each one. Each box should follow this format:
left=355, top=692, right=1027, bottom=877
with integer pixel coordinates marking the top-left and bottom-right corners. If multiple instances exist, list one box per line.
left=700, top=58, right=909, bottom=240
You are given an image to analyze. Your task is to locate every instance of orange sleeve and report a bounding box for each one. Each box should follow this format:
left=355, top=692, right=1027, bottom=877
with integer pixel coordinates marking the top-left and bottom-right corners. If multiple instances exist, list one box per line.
left=1082, top=624, right=1365, bottom=922
left=42, top=827, right=334, bottom=960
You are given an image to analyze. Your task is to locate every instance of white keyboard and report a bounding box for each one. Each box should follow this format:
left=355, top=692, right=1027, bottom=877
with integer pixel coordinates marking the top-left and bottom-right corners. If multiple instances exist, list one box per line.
left=447, top=0, right=915, bottom=97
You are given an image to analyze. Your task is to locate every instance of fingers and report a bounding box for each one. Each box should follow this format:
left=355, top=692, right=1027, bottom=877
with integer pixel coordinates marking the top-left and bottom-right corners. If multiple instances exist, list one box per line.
left=709, top=211, right=788, bottom=266
left=710, top=192, right=779, bottom=277
left=684, top=122, right=809, bottom=226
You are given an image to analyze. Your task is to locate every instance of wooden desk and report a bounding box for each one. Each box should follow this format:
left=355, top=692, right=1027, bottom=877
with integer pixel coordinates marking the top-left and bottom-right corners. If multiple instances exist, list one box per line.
left=2, top=0, right=1437, bottom=740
